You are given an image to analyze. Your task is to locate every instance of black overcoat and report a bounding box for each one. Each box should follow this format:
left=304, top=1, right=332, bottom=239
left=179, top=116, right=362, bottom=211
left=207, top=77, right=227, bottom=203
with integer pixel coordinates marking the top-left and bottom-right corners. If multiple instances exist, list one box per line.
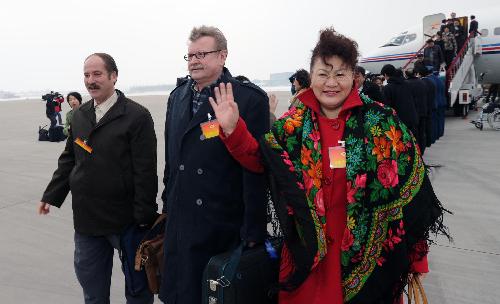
left=382, top=76, right=419, bottom=133
left=42, top=90, right=158, bottom=235
left=159, top=68, right=269, bottom=304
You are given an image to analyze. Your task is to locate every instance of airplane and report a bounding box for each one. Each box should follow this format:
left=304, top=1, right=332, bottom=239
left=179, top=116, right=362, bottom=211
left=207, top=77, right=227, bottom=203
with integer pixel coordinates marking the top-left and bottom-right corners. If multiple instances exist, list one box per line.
left=359, top=9, right=500, bottom=116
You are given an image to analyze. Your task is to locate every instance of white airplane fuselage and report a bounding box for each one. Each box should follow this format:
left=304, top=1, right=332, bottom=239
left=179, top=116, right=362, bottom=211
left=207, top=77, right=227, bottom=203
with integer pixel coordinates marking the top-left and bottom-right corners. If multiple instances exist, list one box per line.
left=359, top=11, right=500, bottom=84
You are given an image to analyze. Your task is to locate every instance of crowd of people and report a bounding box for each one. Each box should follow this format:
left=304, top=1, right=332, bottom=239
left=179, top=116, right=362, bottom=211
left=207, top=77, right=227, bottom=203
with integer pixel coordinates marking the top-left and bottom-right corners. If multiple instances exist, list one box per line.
left=38, top=25, right=450, bottom=304
left=421, top=13, right=479, bottom=73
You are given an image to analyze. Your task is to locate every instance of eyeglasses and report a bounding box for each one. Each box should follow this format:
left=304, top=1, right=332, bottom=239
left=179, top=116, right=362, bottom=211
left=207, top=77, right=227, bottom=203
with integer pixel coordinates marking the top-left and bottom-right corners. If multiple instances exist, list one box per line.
left=315, top=68, right=353, bottom=83
left=184, top=50, right=221, bottom=61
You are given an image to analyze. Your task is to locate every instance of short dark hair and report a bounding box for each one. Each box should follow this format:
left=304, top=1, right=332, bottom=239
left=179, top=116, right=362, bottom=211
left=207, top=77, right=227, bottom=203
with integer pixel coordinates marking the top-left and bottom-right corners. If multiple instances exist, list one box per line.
left=426, top=39, right=434, bottom=44
left=294, top=69, right=310, bottom=89
left=415, top=65, right=431, bottom=77
left=470, top=15, right=475, bottom=20
left=355, top=66, right=366, bottom=76
left=405, top=69, right=415, bottom=78
left=381, top=64, right=397, bottom=77
left=310, top=27, right=359, bottom=71
left=395, top=68, right=404, bottom=78
left=66, top=92, right=82, bottom=105
left=85, top=53, right=119, bottom=76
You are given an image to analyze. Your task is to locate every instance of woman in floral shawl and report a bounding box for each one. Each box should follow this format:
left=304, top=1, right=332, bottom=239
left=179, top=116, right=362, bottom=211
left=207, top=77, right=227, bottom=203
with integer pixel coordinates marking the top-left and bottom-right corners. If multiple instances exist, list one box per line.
left=209, top=27, right=448, bottom=304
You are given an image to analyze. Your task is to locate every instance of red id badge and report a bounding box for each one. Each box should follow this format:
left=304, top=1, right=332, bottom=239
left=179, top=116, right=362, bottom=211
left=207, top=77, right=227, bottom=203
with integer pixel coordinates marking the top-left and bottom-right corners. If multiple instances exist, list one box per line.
left=328, top=146, right=346, bottom=169
left=200, top=120, right=220, bottom=139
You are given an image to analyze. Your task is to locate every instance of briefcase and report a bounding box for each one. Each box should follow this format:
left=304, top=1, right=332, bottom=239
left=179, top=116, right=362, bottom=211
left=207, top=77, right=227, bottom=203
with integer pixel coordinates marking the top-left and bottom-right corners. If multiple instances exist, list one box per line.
left=202, top=238, right=282, bottom=304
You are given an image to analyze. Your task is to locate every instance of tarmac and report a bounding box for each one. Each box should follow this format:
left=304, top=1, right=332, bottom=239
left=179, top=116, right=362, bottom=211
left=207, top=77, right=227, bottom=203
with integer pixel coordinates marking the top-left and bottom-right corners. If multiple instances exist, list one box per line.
left=0, top=95, right=499, bottom=303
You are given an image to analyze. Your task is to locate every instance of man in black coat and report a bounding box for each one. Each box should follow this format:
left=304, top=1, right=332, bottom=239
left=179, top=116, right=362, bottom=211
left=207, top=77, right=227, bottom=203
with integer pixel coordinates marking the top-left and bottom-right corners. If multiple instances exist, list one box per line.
left=405, top=69, right=429, bottom=154
left=423, top=39, right=444, bottom=72
left=469, top=15, right=479, bottom=37
left=354, top=66, right=384, bottom=102
left=39, top=53, right=158, bottom=304
left=381, top=64, right=419, bottom=135
left=416, top=66, right=437, bottom=148
left=159, top=26, right=269, bottom=304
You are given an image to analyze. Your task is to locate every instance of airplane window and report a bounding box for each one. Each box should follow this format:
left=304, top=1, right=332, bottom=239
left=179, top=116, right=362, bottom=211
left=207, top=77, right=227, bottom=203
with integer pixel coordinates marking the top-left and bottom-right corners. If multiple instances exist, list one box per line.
left=494, top=27, right=500, bottom=35
left=481, top=29, right=488, bottom=37
left=382, top=35, right=406, bottom=47
left=403, top=33, right=417, bottom=44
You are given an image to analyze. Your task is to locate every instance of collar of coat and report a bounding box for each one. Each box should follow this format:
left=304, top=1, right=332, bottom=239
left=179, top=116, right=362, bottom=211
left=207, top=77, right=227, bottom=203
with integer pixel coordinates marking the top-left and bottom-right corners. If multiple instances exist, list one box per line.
left=261, top=88, right=432, bottom=302
left=79, top=89, right=127, bottom=130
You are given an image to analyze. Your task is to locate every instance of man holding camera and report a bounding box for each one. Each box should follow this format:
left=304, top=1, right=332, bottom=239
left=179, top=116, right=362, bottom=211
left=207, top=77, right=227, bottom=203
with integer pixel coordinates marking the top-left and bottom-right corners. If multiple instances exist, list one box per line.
left=43, top=91, right=60, bottom=128
left=38, top=53, right=158, bottom=304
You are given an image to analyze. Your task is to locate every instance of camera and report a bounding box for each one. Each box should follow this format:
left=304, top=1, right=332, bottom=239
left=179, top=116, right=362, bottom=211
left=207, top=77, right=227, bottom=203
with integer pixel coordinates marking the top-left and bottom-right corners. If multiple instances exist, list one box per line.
left=42, top=91, right=63, bottom=102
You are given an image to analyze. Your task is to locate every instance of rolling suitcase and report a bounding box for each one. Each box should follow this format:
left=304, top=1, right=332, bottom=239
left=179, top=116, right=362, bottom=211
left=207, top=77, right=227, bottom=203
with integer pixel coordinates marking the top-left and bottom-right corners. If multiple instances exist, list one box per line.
left=202, top=238, right=282, bottom=304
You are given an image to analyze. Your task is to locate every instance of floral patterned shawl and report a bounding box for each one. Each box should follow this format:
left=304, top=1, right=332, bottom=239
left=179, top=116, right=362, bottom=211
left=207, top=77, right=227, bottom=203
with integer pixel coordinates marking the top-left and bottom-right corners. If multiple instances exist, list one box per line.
left=259, top=88, right=448, bottom=303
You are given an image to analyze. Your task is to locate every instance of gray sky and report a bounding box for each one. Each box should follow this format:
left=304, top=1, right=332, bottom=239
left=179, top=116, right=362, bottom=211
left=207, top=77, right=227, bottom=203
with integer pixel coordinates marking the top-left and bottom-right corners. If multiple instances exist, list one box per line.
left=0, top=0, right=496, bottom=92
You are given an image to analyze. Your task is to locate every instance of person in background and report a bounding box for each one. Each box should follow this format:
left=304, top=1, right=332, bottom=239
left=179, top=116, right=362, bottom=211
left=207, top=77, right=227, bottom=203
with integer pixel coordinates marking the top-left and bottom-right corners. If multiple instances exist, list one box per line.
left=209, top=27, right=448, bottom=304
left=381, top=64, right=419, bottom=136
left=453, top=19, right=466, bottom=51
left=428, top=70, right=447, bottom=142
left=44, top=93, right=58, bottom=128
left=63, top=92, right=82, bottom=136
left=423, top=39, right=444, bottom=72
left=405, top=69, right=429, bottom=154
left=374, top=75, right=384, bottom=88
left=442, top=27, right=457, bottom=69
left=413, top=53, right=426, bottom=75
left=268, top=93, right=279, bottom=126
left=289, top=69, right=310, bottom=109
left=54, top=94, right=64, bottom=125
left=440, top=19, right=448, bottom=33
left=469, top=15, right=479, bottom=37
left=354, top=66, right=383, bottom=102
left=485, top=83, right=499, bottom=103
left=434, top=32, right=445, bottom=59
left=415, top=66, right=436, bottom=149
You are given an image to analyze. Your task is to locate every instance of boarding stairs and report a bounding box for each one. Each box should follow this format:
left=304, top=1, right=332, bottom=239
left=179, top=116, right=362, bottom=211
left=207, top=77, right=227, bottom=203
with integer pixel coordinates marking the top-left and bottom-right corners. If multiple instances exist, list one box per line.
left=446, top=32, right=480, bottom=107
left=402, top=44, right=426, bottom=71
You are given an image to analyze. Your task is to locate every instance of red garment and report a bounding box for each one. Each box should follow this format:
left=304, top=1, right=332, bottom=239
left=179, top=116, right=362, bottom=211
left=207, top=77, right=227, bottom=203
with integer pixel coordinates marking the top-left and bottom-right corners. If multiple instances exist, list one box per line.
left=220, top=89, right=429, bottom=303
left=54, top=96, right=64, bottom=113
left=279, top=88, right=361, bottom=304
left=219, top=118, right=263, bottom=173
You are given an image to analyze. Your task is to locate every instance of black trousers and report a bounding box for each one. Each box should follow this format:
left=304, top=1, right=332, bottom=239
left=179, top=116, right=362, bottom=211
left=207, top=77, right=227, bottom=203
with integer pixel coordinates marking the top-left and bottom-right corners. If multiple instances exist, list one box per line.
left=74, top=232, right=154, bottom=304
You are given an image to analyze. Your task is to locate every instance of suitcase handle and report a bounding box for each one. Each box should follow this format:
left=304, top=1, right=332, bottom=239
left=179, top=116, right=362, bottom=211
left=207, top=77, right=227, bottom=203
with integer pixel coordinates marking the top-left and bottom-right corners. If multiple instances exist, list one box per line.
left=215, top=242, right=244, bottom=288
left=212, top=239, right=279, bottom=289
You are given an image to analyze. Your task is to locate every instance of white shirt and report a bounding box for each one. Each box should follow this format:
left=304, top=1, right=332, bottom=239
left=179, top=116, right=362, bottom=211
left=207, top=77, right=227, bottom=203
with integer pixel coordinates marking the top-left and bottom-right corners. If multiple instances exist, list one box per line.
left=93, top=91, right=118, bottom=123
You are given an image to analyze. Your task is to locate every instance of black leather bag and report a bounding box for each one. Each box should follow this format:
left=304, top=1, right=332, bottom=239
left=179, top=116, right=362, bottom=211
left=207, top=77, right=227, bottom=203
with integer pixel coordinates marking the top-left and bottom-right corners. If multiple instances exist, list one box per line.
left=202, top=238, right=282, bottom=304
left=38, top=126, right=49, bottom=141
left=48, top=126, right=67, bottom=142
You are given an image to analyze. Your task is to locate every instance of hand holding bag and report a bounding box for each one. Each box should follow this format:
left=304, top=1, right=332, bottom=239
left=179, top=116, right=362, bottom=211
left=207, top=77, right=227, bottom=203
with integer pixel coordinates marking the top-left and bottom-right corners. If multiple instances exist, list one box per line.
left=134, top=214, right=167, bottom=294
left=202, top=238, right=282, bottom=304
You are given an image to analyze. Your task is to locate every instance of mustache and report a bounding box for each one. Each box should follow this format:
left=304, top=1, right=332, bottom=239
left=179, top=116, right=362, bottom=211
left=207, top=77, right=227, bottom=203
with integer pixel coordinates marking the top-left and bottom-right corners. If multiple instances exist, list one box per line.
left=189, top=64, right=204, bottom=70
left=87, top=83, right=100, bottom=90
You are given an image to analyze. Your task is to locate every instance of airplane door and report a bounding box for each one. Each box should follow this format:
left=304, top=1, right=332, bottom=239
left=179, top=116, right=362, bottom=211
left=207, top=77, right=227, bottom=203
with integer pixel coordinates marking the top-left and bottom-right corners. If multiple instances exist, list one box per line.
left=423, top=13, right=446, bottom=39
